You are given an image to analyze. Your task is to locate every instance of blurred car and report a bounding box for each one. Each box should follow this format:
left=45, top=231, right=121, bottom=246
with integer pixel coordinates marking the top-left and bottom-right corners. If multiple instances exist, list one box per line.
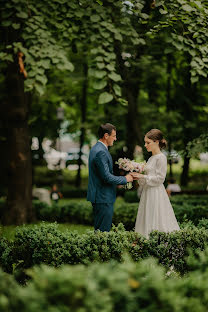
left=65, top=147, right=88, bottom=165
left=163, top=150, right=181, bottom=164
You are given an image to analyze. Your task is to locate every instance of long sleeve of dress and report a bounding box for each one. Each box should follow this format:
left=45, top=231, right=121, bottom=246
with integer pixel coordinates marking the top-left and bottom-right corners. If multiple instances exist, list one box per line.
left=143, top=155, right=167, bottom=187
left=94, top=150, right=127, bottom=185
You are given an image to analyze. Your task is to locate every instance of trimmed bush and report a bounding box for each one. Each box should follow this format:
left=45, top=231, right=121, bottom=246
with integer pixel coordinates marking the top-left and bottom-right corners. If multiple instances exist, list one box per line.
left=60, top=186, right=87, bottom=198
left=2, top=249, right=208, bottom=311
left=124, top=190, right=139, bottom=203
left=32, top=195, right=208, bottom=229
left=1, top=223, right=208, bottom=275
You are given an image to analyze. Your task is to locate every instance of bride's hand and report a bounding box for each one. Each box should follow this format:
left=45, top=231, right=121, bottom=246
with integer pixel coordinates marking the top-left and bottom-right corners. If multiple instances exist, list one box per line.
left=130, top=172, right=144, bottom=180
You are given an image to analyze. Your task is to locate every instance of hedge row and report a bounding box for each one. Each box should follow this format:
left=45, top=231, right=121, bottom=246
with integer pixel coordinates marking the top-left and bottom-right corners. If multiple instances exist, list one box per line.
left=1, top=246, right=208, bottom=312
left=1, top=195, right=207, bottom=230
left=1, top=223, right=208, bottom=275
left=34, top=195, right=208, bottom=229
left=124, top=191, right=208, bottom=203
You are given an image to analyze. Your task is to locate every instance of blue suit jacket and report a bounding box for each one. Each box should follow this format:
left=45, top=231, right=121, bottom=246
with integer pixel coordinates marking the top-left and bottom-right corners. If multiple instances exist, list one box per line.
left=87, top=142, right=127, bottom=203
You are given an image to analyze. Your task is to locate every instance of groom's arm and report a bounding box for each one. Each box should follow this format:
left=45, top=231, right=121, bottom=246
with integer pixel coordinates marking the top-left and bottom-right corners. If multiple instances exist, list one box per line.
left=94, top=150, right=127, bottom=185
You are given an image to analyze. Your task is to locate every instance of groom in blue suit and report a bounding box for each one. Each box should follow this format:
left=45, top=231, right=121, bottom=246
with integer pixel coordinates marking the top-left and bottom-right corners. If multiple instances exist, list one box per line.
left=87, top=123, right=133, bottom=232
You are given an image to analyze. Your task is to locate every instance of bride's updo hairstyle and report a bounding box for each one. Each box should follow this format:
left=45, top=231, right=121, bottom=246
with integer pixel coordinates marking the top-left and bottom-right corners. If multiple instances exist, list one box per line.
left=145, top=129, right=167, bottom=149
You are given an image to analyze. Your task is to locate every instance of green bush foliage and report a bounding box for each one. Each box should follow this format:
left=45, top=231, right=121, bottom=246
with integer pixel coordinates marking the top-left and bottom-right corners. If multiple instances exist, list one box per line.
left=1, top=223, right=208, bottom=275
left=1, top=248, right=208, bottom=311
left=124, top=191, right=139, bottom=203
left=60, top=186, right=87, bottom=198
left=34, top=195, right=208, bottom=229
left=1, top=195, right=207, bottom=230
left=33, top=195, right=208, bottom=230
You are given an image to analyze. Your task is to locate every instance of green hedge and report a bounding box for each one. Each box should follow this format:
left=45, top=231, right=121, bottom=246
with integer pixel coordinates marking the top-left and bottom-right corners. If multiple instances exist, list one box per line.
left=124, top=190, right=139, bottom=202
left=1, top=249, right=208, bottom=312
left=34, top=195, right=208, bottom=229
left=2, top=240, right=208, bottom=311
left=1, top=223, right=208, bottom=275
left=1, top=195, right=207, bottom=230
left=60, top=186, right=87, bottom=198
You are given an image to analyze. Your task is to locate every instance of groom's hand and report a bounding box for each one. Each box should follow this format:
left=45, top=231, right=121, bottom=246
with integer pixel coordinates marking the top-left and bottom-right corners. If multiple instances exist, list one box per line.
left=131, top=172, right=144, bottom=180
left=125, top=174, right=133, bottom=182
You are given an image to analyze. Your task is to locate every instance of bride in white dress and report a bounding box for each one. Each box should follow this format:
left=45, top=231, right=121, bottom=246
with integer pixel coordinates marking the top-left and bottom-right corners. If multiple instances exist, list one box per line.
left=131, top=129, right=180, bottom=238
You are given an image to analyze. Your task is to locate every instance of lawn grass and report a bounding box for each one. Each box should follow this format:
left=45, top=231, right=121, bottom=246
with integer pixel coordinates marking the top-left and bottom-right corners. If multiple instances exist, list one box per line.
left=167, top=159, right=208, bottom=190
left=0, top=222, right=93, bottom=241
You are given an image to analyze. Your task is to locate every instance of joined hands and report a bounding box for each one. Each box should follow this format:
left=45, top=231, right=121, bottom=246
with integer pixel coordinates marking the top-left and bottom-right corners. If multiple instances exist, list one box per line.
left=130, top=172, right=144, bottom=180
left=125, top=174, right=133, bottom=182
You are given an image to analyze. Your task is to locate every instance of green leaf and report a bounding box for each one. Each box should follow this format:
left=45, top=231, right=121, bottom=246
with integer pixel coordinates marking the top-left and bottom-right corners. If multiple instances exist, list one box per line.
left=51, top=58, right=59, bottom=64
left=97, top=63, right=105, bottom=69
left=182, top=4, right=193, bottom=12
left=96, top=0, right=103, bottom=4
left=40, top=59, right=51, bottom=69
left=106, top=64, right=115, bottom=71
left=189, top=50, right=196, bottom=57
left=34, top=83, right=45, bottom=95
left=191, top=76, right=199, bottom=84
left=141, top=13, right=149, bottom=19
left=164, top=47, right=173, bottom=54
left=114, top=32, right=122, bottom=41
left=118, top=98, right=128, bottom=106
left=36, top=75, right=47, bottom=85
left=98, top=92, right=113, bottom=104
left=75, top=11, right=83, bottom=18
left=105, top=53, right=116, bottom=60
left=24, top=78, right=35, bottom=90
left=100, top=31, right=110, bottom=38
left=91, top=48, right=99, bottom=54
left=12, top=23, right=20, bottom=30
left=108, top=72, right=122, bottom=82
left=0, top=53, right=13, bottom=62
left=132, top=38, right=145, bottom=45
left=113, top=84, right=121, bottom=96
left=159, top=9, right=168, bottom=14
left=63, top=62, right=74, bottom=71
left=92, top=80, right=107, bottom=90
left=95, top=56, right=104, bottom=62
left=90, top=15, right=101, bottom=23
left=2, top=20, right=12, bottom=27
left=16, top=12, right=28, bottom=19
left=94, top=70, right=107, bottom=79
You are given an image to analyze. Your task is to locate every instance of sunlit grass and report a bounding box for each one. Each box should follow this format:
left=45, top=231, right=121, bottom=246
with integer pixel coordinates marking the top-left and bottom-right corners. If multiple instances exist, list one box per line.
left=0, top=222, right=93, bottom=241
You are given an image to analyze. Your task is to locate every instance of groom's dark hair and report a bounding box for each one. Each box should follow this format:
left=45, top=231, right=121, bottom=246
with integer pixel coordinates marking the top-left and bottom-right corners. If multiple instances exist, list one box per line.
left=98, top=123, right=116, bottom=138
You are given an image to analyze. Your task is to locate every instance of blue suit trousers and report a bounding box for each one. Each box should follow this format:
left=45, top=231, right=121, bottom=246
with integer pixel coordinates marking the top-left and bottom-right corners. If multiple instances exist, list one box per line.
left=92, top=203, right=114, bottom=232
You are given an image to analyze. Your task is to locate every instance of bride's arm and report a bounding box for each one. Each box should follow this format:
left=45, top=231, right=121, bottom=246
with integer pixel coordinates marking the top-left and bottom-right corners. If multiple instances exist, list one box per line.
left=143, top=156, right=167, bottom=187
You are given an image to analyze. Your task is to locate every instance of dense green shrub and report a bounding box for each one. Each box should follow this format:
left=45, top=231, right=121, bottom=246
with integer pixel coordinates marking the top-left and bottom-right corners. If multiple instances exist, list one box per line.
left=124, top=191, right=138, bottom=203
left=0, top=237, right=13, bottom=273
left=4, top=223, right=132, bottom=272
left=60, top=186, right=87, bottom=198
left=2, top=248, right=208, bottom=311
left=1, top=223, right=208, bottom=275
left=59, top=200, right=92, bottom=223
left=33, top=166, right=62, bottom=187
left=34, top=200, right=61, bottom=221
left=32, top=195, right=208, bottom=229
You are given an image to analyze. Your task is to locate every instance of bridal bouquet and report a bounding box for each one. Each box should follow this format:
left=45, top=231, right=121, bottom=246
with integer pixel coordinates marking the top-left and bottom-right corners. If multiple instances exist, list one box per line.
left=115, top=158, right=146, bottom=189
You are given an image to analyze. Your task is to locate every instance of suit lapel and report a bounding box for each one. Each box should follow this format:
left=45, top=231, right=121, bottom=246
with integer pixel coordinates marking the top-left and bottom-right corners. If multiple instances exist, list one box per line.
left=97, top=142, right=113, bottom=171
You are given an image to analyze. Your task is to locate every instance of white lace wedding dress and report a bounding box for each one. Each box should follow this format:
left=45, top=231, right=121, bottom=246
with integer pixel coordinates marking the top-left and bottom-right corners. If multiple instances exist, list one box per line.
left=135, top=153, right=180, bottom=238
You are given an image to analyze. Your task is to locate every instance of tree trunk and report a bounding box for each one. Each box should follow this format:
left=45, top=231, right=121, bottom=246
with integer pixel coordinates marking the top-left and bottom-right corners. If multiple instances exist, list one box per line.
left=166, top=56, right=173, bottom=178
left=125, top=82, right=141, bottom=159
left=168, top=141, right=173, bottom=178
left=2, top=59, right=35, bottom=225
left=180, top=153, right=190, bottom=186
left=180, top=55, right=196, bottom=186
left=113, top=41, right=141, bottom=160
left=76, top=61, right=88, bottom=187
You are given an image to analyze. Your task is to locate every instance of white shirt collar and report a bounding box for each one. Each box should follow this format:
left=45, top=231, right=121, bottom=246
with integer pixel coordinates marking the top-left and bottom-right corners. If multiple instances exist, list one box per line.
left=98, top=140, right=108, bottom=150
